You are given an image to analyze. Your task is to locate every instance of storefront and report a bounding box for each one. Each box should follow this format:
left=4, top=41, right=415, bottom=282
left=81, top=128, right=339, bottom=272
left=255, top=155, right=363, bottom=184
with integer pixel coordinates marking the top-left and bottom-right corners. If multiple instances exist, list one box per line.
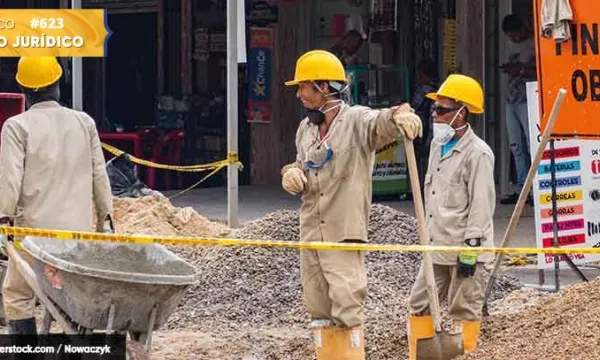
left=0, top=0, right=533, bottom=195
left=78, top=0, right=254, bottom=189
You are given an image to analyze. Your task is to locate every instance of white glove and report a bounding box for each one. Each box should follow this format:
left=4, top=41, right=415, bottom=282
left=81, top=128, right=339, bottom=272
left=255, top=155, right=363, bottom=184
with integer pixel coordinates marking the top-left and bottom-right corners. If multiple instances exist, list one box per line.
left=282, top=167, right=307, bottom=195
left=392, top=104, right=423, bottom=140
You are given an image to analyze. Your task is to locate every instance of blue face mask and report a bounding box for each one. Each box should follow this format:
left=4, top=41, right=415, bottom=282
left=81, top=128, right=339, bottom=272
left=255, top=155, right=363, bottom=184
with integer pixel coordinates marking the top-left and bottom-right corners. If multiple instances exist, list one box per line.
left=305, top=142, right=333, bottom=170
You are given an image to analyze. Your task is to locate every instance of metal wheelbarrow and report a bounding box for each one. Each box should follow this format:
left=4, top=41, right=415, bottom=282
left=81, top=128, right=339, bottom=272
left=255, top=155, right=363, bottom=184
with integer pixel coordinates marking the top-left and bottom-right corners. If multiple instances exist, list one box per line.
left=6, top=236, right=198, bottom=358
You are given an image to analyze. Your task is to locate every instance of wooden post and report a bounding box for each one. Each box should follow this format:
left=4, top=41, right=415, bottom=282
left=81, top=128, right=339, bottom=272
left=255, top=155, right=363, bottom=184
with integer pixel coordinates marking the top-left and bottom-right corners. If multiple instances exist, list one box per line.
left=180, top=0, right=192, bottom=95
left=157, top=0, right=165, bottom=95
left=456, top=0, right=484, bottom=132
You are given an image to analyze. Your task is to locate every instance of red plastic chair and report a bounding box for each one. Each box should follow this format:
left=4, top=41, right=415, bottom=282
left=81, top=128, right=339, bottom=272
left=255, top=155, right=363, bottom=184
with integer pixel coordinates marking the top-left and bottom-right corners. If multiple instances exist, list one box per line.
left=145, top=130, right=184, bottom=190
left=0, top=93, right=25, bottom=141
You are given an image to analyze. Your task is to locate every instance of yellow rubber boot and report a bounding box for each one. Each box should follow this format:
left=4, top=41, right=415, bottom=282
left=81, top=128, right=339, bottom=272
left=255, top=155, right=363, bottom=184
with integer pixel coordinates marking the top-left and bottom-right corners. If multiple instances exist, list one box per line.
left=461, top=320, right=481, bottom=354
left=313, top=324, right=334, bottom=360
left=407, top=315, right=435, bottom=360
left=313, top=324, right=365, bottom=360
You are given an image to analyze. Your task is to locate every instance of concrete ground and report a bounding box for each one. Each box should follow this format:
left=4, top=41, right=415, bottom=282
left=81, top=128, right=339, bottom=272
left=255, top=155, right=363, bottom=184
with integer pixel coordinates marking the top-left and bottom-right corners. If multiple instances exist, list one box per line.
left=166, top=184, right=600, bottom=290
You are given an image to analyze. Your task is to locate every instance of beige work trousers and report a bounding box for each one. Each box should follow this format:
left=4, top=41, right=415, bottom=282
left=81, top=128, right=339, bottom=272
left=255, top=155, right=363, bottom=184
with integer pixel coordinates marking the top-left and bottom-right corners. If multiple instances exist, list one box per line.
left=408, top=263, right=486, bottom=321
left=2, top=250, right=35, bottom=321
left=300, top=247, right=367, bottom=328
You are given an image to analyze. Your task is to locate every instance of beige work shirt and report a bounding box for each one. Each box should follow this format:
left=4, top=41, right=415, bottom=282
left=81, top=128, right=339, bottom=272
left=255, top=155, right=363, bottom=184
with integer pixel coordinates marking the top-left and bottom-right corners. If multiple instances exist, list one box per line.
left=0, top=101, right=113, bottom=232
left=424, top=126, right=495, bottom=265
left=292, top=103, right=401, bottom=243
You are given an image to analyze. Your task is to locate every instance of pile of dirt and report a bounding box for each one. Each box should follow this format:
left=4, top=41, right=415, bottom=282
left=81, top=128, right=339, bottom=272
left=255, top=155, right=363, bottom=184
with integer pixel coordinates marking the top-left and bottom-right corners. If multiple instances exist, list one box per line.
left=460, top=278, right=600, bottom=360
left=165, top=204, right=521, bottom=359
left=113, top=195, right=230, bottom=237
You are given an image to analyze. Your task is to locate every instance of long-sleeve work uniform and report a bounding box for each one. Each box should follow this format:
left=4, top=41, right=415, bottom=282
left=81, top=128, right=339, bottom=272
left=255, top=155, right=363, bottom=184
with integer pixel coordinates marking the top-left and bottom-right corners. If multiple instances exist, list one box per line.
left=288, top=103, right=401, bottom=328
left=0, top=101, right=113, bottom=321
left=408, top=126, right=495, bottom=322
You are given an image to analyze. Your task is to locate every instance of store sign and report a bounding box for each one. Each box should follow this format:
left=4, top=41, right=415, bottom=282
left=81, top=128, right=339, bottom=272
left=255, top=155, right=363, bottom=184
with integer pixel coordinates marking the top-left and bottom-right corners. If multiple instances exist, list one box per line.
left=247, top=0, right=278, bottom=25
left=526, top=81, right=600, bottom=269
left=533, top=0, right=600, bottom=139
left=372, top=140, right=409, bottom=196
left=247, top=28, right=273, bottom=124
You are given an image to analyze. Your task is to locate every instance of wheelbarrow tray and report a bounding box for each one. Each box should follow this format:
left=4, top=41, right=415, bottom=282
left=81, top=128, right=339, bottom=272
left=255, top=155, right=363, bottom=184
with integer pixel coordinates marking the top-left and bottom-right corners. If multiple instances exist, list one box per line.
left=21, top=236, right=198, bottom=333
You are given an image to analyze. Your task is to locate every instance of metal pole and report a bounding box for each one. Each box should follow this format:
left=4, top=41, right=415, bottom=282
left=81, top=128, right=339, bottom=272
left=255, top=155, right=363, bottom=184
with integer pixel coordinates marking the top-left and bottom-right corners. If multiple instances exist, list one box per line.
left=226, top=0, right=239, bottom=228
left=549, top=139, right=560, bottom=292
left=548, top=142, right=589, bottom=290
left=71, top=0, right=83, bottom=111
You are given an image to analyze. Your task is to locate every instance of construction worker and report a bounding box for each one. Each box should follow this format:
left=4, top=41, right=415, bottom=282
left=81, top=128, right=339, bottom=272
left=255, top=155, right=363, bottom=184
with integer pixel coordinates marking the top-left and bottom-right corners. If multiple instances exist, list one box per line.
left=280, top=50, right=422, bottom=359
left=0, top=56, right=113, bottom=335
left=406, top=74, right=495, bottom=358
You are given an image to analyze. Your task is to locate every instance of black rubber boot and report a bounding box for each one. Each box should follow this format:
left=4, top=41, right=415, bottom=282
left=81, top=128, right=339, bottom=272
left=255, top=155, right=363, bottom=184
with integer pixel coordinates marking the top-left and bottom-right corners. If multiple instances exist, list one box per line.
left=7, top=318, right=38, bottom=360
left=7, top=317, right=37, bottom=335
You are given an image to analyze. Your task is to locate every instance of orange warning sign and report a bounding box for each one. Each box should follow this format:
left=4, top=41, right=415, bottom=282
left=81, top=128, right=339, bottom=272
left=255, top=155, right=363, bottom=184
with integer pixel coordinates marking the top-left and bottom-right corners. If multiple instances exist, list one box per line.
left=534, top=0, right=600, bottom=139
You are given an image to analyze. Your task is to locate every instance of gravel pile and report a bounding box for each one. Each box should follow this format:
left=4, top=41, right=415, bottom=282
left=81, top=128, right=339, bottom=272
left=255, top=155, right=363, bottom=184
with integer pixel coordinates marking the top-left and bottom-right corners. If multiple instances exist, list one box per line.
left=486, top=287, right=553, bottom=316
left=165, top=204, right=521, bottom=359
left=460, top=278, right=600, bottom=360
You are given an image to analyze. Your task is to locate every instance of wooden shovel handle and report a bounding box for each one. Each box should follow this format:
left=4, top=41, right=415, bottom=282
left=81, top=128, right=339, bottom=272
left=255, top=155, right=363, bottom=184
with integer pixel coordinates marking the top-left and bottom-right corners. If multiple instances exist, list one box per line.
left=403, top=137, right=442, bottom=330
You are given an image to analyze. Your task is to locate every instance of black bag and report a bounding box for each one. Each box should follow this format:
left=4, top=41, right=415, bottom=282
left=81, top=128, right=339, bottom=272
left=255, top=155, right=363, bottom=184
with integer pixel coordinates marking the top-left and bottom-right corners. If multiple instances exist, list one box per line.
left=106, top=154, right=152, bottom=198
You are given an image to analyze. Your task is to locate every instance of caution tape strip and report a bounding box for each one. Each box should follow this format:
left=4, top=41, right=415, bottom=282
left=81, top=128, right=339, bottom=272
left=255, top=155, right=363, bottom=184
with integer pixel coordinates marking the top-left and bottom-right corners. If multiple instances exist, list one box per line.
left=2, top=226, right=600, bottom=255
left=101, top=143, right=243, bottom=172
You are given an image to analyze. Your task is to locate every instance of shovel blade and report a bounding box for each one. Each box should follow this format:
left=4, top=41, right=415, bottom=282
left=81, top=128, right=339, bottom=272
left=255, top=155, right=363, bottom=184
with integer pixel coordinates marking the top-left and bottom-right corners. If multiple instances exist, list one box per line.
left=416, top=332, right=463, bottom=360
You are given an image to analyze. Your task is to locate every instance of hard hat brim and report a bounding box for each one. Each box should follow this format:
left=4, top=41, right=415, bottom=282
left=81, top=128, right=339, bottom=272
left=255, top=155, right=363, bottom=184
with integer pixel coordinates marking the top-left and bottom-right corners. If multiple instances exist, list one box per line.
left=426, top=92, right=484, bottom=114
left=284, top=80, right=299, bottom=86
left=425, top=92, right=437, bottom=101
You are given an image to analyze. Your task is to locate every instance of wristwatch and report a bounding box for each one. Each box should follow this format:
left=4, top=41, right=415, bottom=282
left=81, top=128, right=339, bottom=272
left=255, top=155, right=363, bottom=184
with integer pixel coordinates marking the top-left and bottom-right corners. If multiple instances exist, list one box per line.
left=464, top=238, right=482, bottom=247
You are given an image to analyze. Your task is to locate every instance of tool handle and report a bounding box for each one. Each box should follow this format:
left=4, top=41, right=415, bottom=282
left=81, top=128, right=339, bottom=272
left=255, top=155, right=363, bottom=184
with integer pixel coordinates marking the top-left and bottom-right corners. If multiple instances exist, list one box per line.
left=483, top=88, right=567, bottom=312
left=403, top=137, right=442, bottom=331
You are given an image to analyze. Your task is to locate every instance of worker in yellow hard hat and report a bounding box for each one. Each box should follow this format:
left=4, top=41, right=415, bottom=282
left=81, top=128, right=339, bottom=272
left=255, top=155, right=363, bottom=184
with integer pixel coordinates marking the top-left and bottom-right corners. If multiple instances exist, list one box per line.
left=0, top=57, right=113, bottom=335
left=280, top=49, right=422, bottom=359
left=406, top=74, right=496, bottom=358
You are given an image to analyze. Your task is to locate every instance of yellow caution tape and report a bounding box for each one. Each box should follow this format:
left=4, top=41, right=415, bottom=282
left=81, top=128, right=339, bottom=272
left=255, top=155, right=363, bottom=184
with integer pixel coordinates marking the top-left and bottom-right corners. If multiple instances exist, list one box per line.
left=101, top=143, right=243, bottom=172
left=2, top=225, right=600, bottom=255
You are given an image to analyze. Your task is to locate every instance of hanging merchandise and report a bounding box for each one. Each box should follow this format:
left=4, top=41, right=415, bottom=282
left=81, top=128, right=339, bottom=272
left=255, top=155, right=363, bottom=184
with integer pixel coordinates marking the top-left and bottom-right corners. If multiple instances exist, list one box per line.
left=442, top=19, right=457, bottom=75
left=346, top=13, right=368, bottom=39
left=193, top=28, right=210, bottom=62
left=370, top=0, right=397, bottom=32
left=331, top=14, right=347, bottom=38
left=414, top=0, right=435, bottom=62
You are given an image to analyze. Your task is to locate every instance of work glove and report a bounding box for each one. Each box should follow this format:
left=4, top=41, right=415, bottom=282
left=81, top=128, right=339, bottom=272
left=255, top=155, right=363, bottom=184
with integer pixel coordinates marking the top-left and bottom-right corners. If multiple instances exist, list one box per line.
left=282, top=167, right=308, bottom=195
left=457, top=238, right=480, bottom=278
left=392, top=103, right=423, bottom=140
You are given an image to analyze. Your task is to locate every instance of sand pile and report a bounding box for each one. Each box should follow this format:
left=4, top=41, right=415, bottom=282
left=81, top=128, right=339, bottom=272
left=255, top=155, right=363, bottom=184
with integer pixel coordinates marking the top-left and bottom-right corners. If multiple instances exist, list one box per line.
left=113, top=195, right=230, bottom=237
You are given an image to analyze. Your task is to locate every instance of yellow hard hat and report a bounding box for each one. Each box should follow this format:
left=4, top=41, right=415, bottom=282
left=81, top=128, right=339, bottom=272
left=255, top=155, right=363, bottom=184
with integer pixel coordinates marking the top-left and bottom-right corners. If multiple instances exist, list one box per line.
left=285, top=50, right=347, bottom=86
left=16, top=56, right=63, bottom=89
left=426, top=74, right=484, bottom=114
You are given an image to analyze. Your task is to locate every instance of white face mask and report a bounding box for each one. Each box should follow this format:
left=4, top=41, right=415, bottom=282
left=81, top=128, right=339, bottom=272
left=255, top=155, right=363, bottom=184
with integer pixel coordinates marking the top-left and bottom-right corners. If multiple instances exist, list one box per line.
left=432, top=106, right=467, bottom=145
